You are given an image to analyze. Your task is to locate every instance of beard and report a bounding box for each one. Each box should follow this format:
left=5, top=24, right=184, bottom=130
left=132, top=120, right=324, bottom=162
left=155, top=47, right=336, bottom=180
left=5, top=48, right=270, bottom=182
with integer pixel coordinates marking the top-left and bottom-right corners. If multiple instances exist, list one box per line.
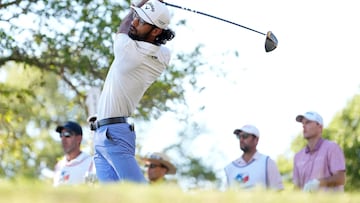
left=128, top=31, right=144, bottom=41
left=128, top=26, right=153, bottom=42
left=240, top=145, right=249, bottom=153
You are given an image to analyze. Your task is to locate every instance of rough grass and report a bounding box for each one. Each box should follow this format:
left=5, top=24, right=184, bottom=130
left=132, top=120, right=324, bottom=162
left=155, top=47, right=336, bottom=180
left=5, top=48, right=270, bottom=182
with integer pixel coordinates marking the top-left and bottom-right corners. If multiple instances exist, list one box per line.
left=0, top=180, right=359, bottom=203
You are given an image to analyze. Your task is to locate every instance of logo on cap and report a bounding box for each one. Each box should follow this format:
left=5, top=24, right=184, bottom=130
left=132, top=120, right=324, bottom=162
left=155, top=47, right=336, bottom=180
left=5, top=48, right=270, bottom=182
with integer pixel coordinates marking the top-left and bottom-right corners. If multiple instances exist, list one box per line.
left=144, top=3, right=154, bottom=12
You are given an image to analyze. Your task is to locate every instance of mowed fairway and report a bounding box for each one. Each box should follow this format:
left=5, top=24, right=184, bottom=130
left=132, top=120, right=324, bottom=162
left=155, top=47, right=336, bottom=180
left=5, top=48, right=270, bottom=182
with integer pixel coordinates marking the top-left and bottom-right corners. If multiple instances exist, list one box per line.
left=0, top=180, right=359, bottom=203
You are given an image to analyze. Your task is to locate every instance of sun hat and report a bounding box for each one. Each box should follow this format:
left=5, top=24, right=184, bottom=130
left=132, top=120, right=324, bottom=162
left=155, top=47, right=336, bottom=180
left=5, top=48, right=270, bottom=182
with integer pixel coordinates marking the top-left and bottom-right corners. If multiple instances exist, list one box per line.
left=143, top=152, right=176, bottom=174
left=233, top=124, right=260, bottom=137
left=56, top=121, right=83, bottom=135
left=131, top=0, right=170, bottom=29
left=296, top=111, right=323, bottom=126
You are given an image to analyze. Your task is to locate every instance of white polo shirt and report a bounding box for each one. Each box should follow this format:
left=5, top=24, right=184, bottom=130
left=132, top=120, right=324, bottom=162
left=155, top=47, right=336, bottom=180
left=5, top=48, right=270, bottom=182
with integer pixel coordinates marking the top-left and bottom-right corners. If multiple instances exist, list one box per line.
left=97, top=33, right=171, bottom=120
left=53, top=152, right=95, bottom=186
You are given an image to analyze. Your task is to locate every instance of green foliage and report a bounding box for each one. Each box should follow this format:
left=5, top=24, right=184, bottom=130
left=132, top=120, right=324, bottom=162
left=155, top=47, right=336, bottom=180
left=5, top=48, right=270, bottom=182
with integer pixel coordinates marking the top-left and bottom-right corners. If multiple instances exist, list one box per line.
left=0, top=64, right=64, bottom=178
left=290, top=134, right=307, bottom=153
left=276, top=154, right=293, bottom=184
left=327, top=94, right=360, bottom=191
left=160, top=116, right=220, bottom=189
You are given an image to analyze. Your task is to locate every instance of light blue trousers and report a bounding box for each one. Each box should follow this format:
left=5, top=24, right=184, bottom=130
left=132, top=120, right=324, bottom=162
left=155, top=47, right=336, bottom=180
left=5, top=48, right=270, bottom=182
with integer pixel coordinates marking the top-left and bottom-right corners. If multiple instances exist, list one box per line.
left=93, top=123, right=146, bottom=183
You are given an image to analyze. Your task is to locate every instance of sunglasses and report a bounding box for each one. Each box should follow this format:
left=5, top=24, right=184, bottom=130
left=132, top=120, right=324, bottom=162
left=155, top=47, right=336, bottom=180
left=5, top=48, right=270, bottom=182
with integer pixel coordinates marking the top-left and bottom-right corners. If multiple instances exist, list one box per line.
left=132, top=12, right=149, bottom=26
left=145, top=163, right=163, bottom=169
left=60, top=131, right=75, bottom=138
left=236, top=133, right=255, bottom=140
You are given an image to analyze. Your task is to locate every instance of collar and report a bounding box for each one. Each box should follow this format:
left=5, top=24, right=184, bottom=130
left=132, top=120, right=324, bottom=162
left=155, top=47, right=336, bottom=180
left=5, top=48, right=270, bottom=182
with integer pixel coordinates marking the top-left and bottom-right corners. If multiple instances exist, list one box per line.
left=64, top=152, right=90, bottom=166
left=135, top=40, right=160, bottom=56
left=237, top=151, right=261, bottom=164
left=305, top=138, right=324, bottom=153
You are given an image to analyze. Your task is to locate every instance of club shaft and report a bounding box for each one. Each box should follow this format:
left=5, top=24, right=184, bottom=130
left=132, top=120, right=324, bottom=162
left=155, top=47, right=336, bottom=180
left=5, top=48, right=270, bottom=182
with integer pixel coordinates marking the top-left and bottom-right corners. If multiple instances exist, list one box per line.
left=164, top=2, right=266, bottom=36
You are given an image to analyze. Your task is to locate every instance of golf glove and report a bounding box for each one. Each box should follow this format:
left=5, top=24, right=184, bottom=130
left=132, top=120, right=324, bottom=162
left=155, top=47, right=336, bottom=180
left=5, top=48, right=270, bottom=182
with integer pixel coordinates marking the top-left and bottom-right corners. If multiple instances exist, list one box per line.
left=303, top=179, right=320, bottom=192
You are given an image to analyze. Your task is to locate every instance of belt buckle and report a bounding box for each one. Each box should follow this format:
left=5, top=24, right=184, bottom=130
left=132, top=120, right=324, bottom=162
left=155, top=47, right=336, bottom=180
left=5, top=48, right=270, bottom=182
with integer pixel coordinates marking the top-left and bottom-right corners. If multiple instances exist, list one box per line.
left=88, top=115, right=98, bottom=131
left=89, top=122, right=97, bottom=131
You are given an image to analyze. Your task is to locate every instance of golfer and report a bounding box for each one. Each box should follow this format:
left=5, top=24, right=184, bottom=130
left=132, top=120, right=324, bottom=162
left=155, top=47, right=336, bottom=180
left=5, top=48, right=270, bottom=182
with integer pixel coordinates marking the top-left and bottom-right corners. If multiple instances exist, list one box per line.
left=92, top=0, right=175, bottom=183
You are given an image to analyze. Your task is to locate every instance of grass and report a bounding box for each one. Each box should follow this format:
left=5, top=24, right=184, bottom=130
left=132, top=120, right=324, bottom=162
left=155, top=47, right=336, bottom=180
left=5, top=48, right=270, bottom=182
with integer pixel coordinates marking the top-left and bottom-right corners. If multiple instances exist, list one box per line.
left=0, top=180, right=359, bottom=203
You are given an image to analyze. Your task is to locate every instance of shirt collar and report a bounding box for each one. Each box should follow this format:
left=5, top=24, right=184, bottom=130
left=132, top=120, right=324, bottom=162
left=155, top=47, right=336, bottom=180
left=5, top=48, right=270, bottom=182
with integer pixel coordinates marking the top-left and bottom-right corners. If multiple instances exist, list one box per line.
left=305, top=138, right=324, bottom=153
left=238, top=151, right=261, bottom=164
left=65, top=152, right=86, bottom=165
left=135, top=40, right=160, bottom=56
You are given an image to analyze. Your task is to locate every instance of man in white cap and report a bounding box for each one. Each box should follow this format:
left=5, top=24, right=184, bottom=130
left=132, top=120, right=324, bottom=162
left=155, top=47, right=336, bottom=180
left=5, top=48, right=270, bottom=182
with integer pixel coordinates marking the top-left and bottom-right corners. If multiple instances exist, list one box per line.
left=293, top=111, right=346, bottom=192
left=224, top=125, right=284, bottom=190
left=92, top=0, right=175, bottom=183
left=143, top=152, right=176, bottom=184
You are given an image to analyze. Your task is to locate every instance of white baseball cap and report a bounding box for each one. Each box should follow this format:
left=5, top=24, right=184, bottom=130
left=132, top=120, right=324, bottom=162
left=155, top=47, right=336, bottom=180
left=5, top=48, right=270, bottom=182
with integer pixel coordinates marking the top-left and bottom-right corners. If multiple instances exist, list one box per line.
left=233, top=124, right=260, bottom=137
left=296, top=111, right=323, bottom=126
left=131, top=0, right=170, bottom=29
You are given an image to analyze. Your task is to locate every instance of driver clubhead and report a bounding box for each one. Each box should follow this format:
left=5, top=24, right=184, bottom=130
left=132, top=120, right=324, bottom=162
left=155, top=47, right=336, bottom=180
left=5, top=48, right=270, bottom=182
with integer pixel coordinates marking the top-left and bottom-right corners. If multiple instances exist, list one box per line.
left=265, top=31, right=278, bottom=52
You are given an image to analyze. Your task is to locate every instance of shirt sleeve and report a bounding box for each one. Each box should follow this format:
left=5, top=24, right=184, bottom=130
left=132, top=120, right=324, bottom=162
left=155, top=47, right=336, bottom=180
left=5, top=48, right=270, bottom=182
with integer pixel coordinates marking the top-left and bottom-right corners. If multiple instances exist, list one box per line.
left=267, top=158, right=284, bottom=190
left=328, top=143, right=346, bottom=173
left=292, top=153, right=301, bottom=188
left=113, top=33, right=133, bottom=58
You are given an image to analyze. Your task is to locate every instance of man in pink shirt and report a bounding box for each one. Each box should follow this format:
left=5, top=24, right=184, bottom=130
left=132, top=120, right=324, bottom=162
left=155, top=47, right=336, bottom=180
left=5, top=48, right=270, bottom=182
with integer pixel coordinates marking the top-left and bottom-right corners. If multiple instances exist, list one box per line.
left=293, top=111, right=346, bottom=192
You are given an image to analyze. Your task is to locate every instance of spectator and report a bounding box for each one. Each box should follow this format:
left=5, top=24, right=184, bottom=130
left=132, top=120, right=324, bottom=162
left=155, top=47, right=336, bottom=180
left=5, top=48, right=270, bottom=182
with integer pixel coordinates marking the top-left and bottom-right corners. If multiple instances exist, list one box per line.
left=53, top=121, right=96, bottom=186
left=142, top=152, right=176, bottom=184
left=224, top=124, right=284, bottom=190
left=293, top=111, right=346, bottom=192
